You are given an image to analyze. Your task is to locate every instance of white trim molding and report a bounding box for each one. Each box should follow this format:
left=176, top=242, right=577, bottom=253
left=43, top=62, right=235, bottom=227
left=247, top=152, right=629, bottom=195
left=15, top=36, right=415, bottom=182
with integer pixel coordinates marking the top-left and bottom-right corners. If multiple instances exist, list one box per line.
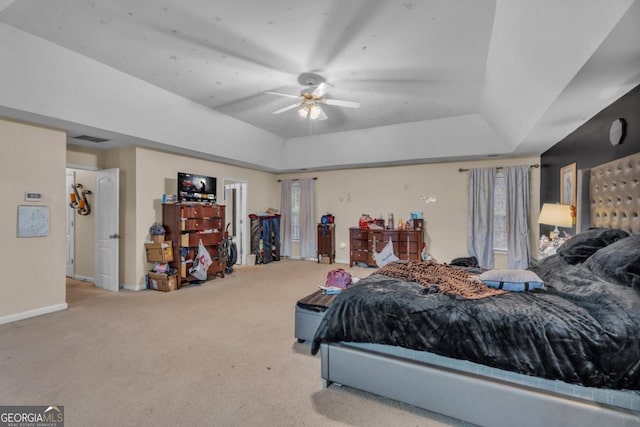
left=0, top=303, right=68, bottom=325
left=122, top=283, right=146, bottom=291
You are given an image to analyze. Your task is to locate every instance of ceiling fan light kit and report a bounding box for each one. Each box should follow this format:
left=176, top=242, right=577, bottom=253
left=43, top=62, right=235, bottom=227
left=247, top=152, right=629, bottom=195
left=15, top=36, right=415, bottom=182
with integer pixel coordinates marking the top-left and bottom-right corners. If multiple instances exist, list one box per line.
left=266, top=76, right=360, bottom=121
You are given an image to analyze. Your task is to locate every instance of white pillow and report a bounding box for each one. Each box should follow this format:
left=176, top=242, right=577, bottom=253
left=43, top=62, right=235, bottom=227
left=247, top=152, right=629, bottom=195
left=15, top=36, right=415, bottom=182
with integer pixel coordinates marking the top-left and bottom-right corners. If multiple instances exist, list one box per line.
left=374, top=238, right=399, bottom=267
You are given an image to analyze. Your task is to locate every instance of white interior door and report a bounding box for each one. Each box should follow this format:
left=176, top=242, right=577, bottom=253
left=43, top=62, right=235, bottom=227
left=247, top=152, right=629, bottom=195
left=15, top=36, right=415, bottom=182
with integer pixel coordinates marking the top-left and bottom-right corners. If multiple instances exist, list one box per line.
left=95, top=168, right=119, bottom=292
left=65, top=170, right=75, bottom=277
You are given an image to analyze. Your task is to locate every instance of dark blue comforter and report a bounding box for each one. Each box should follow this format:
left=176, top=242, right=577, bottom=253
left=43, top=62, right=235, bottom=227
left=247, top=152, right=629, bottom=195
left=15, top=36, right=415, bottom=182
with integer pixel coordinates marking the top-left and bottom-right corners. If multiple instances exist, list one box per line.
left=311, top=256, right=640, bottom=390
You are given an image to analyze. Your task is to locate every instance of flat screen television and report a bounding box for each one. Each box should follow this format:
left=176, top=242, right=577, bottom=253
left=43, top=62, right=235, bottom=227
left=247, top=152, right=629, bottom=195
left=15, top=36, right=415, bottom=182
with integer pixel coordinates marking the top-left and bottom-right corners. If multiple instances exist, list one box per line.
left=177, top=172, right=217, bottom=203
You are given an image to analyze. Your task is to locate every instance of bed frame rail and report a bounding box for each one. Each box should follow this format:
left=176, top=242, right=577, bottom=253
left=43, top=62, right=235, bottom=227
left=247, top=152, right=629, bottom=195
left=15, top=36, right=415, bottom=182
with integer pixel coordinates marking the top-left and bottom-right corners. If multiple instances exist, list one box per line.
left=320, top=343, right=639, bottom=427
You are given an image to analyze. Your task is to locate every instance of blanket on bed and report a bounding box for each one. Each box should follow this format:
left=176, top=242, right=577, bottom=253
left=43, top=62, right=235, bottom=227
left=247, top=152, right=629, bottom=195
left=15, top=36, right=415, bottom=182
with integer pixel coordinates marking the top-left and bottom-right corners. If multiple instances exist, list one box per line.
left=311, top=256, right=640, bottom=390
left=377, top=261, right=506, bottom=299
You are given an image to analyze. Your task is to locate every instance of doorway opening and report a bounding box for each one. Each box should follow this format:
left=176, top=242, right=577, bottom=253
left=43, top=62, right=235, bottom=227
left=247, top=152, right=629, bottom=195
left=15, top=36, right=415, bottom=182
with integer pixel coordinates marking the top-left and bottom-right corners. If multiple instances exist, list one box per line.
left=223, top=179, right=248, bottom=265
left=65, top=166, right=120, bottom=292
left=66, top=167, right=96, bottom=283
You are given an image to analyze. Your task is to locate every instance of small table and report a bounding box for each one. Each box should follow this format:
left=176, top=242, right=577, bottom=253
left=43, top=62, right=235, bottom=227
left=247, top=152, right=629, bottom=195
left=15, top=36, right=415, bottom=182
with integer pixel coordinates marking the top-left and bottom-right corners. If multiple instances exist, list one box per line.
left=317, top=223, right=335, bottom=264
left=294, top=289, right=337, bottom=343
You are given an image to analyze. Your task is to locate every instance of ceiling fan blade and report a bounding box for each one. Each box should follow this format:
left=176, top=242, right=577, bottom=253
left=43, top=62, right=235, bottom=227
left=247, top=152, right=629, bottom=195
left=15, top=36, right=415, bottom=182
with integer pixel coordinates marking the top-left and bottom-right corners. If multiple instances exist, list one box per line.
left=316, top=106, right=329, bottom=121
left=323, top=98, right=361, bottom=109
left=265, top=91, right=301, bottom=99
left=272, top=102, right=302, bottom=115
left=312, top=82, right=330, bottom=97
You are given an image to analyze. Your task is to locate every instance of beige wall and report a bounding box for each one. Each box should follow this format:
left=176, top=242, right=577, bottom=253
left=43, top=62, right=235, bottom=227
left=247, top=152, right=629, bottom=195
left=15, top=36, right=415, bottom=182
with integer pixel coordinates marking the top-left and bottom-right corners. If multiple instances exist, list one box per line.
left=0, top=118, right=539, bottom=324
left=0, top=118, right=67, bottom=322
left=278, top=156, right=541, bottom=266
left=70, top=144, right=539, bottom=292
left=64, top=146, right=279, bottom=290
left=67, top=146, right=102, bottom=169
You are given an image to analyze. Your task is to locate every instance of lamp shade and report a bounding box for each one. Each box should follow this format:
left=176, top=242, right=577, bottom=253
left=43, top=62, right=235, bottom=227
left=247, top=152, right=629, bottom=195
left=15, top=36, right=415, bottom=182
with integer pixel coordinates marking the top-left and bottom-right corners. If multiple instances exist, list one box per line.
left=538, top=203, right=573, bottom=227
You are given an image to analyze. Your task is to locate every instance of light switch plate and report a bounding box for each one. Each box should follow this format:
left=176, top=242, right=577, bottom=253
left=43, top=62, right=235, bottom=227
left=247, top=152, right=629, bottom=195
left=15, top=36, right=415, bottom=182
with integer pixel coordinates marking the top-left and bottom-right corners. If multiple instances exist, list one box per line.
left=25, top=192, right=43, bottom=202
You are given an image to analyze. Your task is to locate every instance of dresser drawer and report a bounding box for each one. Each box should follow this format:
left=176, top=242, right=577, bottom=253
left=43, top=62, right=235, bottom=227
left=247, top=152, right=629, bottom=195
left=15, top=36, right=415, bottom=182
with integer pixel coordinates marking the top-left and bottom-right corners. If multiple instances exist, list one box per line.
left=350, top=250, right=369, bottom=262
left=351, top=239, right=370, bottom=251
left=369, top=230, right=399, bottom=244
left=397, top=241, right=419, bottom=254
left=181, top=231, right=224, bottom=247
left=181, top=205, right=224, bottom=219
left=180, top=255, right=224, bottom=278
left=350, top=228, right=369, bottom=240
left=182, top=218, right=223, bottom=231
left=398, top=231, right=421, bottom=243
left=372, top=239, right=398, bottom=253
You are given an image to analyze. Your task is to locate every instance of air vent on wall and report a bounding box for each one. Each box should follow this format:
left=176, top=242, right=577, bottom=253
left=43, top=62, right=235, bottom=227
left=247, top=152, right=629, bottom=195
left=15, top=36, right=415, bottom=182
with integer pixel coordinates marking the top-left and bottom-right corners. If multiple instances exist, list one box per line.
left=72, top=135, right=110, bottom=143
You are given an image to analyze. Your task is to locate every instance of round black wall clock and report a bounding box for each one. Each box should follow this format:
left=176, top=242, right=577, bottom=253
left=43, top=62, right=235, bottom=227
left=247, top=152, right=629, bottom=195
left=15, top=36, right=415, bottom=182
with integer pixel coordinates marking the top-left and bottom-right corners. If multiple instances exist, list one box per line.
left=609, top=118, right=626, bottom=146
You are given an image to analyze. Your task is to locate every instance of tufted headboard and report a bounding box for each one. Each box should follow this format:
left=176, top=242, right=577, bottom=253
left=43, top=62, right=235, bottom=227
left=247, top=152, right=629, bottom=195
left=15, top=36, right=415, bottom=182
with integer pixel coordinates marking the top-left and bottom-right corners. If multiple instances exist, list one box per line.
left=590, top=151, right=640, bottom=234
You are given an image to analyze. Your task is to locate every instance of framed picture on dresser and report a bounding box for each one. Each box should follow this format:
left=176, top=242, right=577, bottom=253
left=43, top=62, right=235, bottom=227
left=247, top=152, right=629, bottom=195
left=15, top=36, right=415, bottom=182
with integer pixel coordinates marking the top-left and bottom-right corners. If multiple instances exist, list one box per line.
left=560, top=162, right=577, bottom=206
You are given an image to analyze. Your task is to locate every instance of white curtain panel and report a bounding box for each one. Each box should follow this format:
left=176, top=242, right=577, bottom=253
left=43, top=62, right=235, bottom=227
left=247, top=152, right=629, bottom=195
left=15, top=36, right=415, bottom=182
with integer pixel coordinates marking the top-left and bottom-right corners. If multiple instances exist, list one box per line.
left=299, top=178, right=317, bottom=259
left=505, top=166, right=531, bottom=269
left=467, top=168, right=496, bottom=269
left=279, top=179, right=293, bottom=257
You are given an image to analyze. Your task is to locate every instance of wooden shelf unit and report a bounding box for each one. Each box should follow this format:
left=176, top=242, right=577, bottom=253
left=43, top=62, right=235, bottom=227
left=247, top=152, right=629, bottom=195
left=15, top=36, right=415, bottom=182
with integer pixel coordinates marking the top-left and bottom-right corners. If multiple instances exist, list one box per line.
left=317, top=223, right=335, bottom=264
left=163, top=203, right=226, bottom=288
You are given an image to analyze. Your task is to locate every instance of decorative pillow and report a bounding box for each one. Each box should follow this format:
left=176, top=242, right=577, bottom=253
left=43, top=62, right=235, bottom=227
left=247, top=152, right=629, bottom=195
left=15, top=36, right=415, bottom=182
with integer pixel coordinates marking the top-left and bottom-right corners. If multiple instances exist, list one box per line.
left=584, top=233, right=640, bottom=292
left=479, top=269, right=545, bottom=292
left=373, top=238, right=399, bottom=267
left=557, top=228, right=630, bottom=265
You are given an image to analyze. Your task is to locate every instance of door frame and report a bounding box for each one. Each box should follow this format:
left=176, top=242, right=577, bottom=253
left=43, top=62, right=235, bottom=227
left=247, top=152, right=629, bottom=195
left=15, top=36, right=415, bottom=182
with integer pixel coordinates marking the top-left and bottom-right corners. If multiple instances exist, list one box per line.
left=65, top=164, right=98, bottom=282
left=222, top=178, right=248, bottom=265
left=65, top=164, right=119, bottom=292
left=65, top=170, right=75, bottom=277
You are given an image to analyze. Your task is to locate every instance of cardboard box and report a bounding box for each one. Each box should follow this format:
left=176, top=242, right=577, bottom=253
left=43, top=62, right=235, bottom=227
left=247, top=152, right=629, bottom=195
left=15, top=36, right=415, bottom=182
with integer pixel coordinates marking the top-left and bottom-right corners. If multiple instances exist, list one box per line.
left=145, top=242, right=174, bottom=262
left=147, top=271, right=177, bottom=292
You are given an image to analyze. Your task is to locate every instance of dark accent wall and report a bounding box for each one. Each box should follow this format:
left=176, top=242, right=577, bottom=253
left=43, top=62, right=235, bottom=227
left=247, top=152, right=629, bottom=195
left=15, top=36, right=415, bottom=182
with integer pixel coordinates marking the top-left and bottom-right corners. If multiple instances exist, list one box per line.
left=540, top=84, right=640, bottom=236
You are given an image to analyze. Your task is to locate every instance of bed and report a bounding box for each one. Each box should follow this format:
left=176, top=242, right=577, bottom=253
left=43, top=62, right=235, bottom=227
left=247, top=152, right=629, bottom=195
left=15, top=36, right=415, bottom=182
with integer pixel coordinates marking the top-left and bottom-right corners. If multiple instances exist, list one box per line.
left=312, top=153, right=640, bottom=427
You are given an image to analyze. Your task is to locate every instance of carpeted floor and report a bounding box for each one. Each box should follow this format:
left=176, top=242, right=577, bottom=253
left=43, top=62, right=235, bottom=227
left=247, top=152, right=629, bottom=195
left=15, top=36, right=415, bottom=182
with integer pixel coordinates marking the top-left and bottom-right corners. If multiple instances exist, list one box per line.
left=0, top=259, right=475, bottom=427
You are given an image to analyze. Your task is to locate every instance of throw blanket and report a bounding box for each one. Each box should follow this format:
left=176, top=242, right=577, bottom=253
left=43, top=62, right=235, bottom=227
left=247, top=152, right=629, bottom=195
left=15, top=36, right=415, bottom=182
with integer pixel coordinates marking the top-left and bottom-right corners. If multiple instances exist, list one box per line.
left=377, top=261, right=506, bottom=299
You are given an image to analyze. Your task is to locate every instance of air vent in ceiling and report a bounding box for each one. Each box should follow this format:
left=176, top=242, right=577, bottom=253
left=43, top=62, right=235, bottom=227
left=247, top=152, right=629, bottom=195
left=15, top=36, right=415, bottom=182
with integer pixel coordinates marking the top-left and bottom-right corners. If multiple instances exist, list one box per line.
left=72, top=134, right=110, bottom=143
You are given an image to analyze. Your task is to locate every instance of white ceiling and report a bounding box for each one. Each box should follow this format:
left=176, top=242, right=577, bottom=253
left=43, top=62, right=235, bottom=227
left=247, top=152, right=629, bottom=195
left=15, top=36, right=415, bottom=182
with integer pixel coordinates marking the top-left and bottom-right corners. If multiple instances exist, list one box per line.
left=1, top=0, right=639, bottom=172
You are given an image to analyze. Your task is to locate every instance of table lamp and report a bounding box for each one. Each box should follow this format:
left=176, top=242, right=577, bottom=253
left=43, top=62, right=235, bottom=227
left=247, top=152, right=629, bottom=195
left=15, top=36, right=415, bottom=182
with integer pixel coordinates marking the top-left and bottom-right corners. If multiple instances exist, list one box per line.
left=538, top=203, right=573, bottom=246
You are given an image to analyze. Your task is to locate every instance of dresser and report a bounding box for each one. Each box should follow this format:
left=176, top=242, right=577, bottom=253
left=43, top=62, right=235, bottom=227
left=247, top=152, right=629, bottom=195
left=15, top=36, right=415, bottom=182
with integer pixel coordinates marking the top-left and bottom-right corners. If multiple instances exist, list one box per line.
left=163, top=203, right=227, bottom=288
left=317, top=223, right=335, bottom=263
left=349, top=227, right=423, bottom=267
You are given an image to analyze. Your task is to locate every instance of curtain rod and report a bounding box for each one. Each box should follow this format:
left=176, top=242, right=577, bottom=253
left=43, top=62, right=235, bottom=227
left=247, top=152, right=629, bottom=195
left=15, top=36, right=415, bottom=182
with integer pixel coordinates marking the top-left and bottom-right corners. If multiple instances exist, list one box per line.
left=277, top=177, right=318, bottom=182
left=458, top=164, right=539, bottom=172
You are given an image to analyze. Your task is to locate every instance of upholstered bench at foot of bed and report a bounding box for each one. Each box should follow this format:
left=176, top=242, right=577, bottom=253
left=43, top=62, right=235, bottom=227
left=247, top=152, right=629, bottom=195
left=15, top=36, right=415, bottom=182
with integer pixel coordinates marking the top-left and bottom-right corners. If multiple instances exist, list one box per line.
left=294, top=290, right=336, bottom=343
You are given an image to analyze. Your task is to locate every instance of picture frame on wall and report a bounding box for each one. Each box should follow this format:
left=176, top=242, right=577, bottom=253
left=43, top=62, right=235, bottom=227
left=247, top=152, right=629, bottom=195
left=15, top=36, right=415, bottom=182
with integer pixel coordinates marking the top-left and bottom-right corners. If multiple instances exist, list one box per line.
left=560, top=162, right=577, bottom=206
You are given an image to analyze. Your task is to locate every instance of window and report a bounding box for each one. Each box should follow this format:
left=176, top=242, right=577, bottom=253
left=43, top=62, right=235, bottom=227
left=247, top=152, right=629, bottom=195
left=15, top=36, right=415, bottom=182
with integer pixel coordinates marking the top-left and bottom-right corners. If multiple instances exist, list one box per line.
left=493, top=171, right=507, bottom=251
left=291, top=181, right=301, bottom=241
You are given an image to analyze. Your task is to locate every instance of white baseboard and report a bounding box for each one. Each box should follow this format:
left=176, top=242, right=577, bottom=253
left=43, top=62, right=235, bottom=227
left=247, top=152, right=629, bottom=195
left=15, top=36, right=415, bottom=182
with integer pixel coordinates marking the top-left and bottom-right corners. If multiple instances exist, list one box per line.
left=69, top=277, right=136, bottom=292
left=0, top=303, right=68, bottom=325
left=122, top=283, right=145, bottom=291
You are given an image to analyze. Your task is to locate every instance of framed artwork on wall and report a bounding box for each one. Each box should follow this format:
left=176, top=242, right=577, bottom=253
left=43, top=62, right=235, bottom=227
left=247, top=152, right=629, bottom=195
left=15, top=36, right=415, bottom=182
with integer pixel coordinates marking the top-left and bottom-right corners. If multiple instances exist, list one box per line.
left=17, top=205, right=49, bottom=237
left=560, top=163, right=577, bottom=206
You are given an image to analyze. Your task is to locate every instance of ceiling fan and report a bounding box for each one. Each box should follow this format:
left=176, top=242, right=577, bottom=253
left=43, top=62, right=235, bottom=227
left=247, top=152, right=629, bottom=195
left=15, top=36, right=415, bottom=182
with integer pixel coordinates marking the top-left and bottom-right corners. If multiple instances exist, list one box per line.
left=266, top=79, right=360, bottom=121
